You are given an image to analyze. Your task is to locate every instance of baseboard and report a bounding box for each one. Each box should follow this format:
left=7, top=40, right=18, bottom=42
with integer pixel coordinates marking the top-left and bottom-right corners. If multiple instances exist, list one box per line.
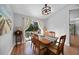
left=8, top=43, right=16, bottom=55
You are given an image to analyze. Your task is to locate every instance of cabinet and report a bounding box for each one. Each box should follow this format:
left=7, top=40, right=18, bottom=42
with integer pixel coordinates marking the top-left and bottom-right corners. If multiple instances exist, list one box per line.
left=14, top=30, right=22, bottom=46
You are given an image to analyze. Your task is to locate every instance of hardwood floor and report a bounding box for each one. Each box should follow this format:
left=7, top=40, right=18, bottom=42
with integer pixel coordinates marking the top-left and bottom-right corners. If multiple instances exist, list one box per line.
left=11, top=41, right=79, bottom=55
left=64, top=46, right=79, bottom=55
left=11, top=41, right=34, bottom=55
left=70, top=35, right=79, bottom=47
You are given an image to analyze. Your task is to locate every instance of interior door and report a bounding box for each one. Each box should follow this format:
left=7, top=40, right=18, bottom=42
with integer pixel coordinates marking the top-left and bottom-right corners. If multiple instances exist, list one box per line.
left=69, top=24, right=75, bottom=35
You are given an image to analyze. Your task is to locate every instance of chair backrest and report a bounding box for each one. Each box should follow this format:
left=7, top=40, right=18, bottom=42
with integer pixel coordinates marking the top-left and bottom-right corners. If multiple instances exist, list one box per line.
left=34, top=34, right=39, bottom=39
left=31, top=34, right=40, bottom=48
left=31, top=34, right=37, bottom=44
left=56, top=35, right=66, bottom=53
left=34, top=34, right=41, bottom=48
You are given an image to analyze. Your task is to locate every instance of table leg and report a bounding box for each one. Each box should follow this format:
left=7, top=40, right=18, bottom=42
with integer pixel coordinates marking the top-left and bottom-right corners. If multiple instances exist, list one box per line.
left=44, top=47, right=50, bottom=55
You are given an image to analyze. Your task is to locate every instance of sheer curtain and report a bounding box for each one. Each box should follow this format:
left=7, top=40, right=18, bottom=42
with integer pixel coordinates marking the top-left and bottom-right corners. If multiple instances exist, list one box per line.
left=23, top=17, right=32, bottom=42
left=24, top=17, right=32, bottom=30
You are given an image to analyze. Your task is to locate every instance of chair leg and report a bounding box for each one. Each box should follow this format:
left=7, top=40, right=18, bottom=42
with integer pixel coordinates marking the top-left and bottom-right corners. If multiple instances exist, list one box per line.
left=33, top=45, right=35, bottom=54
left=38, top=49, right=40, bottom=55
left=31, top=43, right=32, bottom=47
left=62, top=50, right=64, bottom=55
left=35, top=47, right=37, bottom=54
left=33, top=46, right=37, bottom=54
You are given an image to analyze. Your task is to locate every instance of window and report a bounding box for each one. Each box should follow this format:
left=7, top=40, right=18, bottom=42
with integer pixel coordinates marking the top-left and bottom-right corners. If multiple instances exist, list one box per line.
left=26, top=22, right=39, bottom=31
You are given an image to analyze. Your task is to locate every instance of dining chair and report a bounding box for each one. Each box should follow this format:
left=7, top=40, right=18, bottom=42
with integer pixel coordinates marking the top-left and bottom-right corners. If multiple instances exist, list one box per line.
left=48, top=35, right=66, bottom=55
left=31, top=34, right=46, bottom=55
left=35, top=38, right=46, bottom=54
left=31, top=34, right=38, bottom=53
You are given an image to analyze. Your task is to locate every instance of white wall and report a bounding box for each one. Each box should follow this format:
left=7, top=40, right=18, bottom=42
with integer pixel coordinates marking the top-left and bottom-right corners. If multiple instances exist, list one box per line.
left=0, top=5, right=14, bottom=55
left=13, top=13, right=24, bottom=31
left=45, top=5, right=79, bottom=46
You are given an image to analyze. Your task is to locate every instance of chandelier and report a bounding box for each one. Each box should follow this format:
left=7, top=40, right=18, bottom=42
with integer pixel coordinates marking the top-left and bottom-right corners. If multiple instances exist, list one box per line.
left=42, top=4, right=51, bottom=15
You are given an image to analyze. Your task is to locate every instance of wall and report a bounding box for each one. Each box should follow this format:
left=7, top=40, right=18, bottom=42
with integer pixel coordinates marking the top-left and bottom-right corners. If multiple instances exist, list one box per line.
left=13, top=13, right=24, bottom=31
left=13, top=13, right=45, bottom=42
left=45, top=5, right=79, bottom=46
left=13, top=13, right=44, bottom=31
left=0, top=5, right=14, bottom=55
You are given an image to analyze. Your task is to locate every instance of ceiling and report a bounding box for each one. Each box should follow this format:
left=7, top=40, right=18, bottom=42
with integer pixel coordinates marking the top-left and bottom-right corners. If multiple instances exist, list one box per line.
left=10, top=4, right=67, bottom=20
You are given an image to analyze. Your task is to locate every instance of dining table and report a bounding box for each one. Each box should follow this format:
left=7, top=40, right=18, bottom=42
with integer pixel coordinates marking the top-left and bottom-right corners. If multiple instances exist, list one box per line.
left=38, top=35, right=58, bottom=54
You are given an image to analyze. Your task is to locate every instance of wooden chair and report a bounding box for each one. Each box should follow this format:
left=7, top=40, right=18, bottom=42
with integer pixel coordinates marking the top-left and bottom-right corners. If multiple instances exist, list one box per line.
left=35, top=38, right=46, bottom=54
left=31, top=34, right=38, bottom=53
left=48, top=35, right=66, bottom=55
left=31, top=34, right=46, bottom=54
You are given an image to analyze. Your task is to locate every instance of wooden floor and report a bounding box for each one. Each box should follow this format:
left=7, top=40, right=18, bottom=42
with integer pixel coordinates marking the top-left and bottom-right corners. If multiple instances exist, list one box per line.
left=11, top=41, right=79, bottom=55
left=11, top=41, right=34, bottom=55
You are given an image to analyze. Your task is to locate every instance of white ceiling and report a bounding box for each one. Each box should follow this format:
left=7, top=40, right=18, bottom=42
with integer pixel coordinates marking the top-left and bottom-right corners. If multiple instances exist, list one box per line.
left=10, top=4, right=67, bottom=20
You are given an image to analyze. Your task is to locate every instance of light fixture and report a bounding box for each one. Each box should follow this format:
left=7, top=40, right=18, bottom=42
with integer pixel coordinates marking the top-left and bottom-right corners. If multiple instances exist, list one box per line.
left=42, top=4, right=51, bottom=15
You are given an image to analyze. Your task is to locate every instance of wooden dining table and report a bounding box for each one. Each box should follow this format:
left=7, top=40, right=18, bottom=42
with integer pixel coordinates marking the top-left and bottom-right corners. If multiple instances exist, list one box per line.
left=39, top=35, right=58, bottom=45
left=39, top=38, right=52, bottom=45
left=38, top=35, right=58, bottom=54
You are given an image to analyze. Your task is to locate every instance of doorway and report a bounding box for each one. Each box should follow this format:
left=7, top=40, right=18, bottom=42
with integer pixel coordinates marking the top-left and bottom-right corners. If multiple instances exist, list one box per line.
left=69, top=9, right=79, bottom=47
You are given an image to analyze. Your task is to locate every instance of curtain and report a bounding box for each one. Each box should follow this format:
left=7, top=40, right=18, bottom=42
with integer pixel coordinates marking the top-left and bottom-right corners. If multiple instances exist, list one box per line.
left=24, top=17, right=32, bottom=30
left=23, top=17, right=32, bottom=40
